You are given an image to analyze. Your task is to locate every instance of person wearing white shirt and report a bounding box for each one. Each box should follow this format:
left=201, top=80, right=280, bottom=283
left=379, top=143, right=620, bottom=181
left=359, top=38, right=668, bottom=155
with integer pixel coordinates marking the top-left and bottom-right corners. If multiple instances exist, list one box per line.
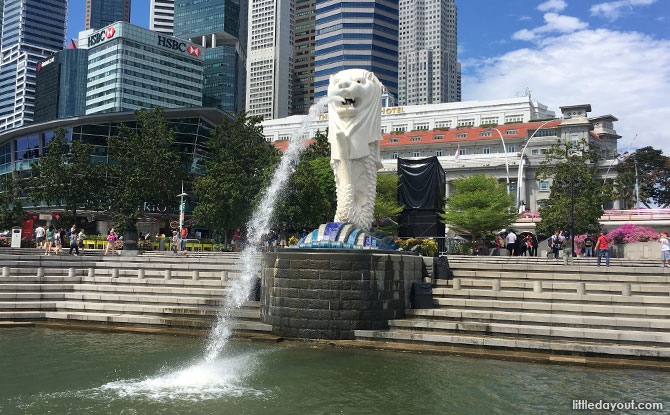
left=660, top=231, right=670, bottom=268
left=506, top=231, right=517, bottom=256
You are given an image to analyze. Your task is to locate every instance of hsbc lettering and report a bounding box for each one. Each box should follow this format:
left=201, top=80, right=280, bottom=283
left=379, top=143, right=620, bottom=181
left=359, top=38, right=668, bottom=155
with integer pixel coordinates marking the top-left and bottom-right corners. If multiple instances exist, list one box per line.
left=158, top=35, right=187, bottom=52
left=88, top=26, right=116, bottom=47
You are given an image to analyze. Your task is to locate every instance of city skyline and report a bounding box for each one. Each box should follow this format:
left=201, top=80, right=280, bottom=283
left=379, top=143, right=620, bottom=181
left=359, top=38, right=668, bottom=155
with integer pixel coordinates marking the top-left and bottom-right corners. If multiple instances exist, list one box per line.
left=65, top=0, right=670, bottom=152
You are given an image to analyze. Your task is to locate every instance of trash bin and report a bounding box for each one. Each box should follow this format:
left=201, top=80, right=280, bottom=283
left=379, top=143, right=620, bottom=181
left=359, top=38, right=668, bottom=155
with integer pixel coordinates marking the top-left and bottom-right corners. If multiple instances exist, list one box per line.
left=159, top=238, right=166, bottom=251
left=433, top=256, right=452, bottom=280
left=410, top=282, right=433, bottom=309
left=11, top=227, right=22, bottom=248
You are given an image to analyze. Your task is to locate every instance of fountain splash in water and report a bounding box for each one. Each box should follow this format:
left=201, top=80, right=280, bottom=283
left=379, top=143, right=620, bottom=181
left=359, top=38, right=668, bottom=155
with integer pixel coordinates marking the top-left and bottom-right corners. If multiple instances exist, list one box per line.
left=204, top=96, right=335, bottom=361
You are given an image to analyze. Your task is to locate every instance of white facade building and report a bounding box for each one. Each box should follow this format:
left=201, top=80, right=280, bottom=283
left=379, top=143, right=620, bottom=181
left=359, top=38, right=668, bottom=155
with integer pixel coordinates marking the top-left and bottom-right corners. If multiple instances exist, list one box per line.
left=262, top=96, right=555, bottom=141
left=398, top=0, right=460, bottom=105
left=150, top=0, right=174, bottom=35
left=245, top=0, right=293, bottom=120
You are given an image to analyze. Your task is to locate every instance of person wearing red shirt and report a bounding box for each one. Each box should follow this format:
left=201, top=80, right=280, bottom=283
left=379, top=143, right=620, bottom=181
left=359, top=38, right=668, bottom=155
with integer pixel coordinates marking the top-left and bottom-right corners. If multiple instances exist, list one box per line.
left=594, top=230, right=610, bottom=267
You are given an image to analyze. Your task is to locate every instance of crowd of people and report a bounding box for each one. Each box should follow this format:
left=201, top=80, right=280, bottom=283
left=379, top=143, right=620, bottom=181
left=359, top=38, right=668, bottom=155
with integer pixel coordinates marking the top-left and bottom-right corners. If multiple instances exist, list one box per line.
left=489, top=230, right=539, bottom=257
left=34, top=224, right=86, bottom=256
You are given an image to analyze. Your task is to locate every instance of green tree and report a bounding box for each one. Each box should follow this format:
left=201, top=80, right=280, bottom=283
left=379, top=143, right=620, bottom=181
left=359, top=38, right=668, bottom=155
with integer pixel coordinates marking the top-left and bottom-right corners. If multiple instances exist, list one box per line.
left=440, top=174, right=518, bottom=239
left=536, top=141, right=615, bottom=236
left=275, top=157, right=336, bottom=230
left=616, top=146, right=670, bottom=208
left=28, top=128, right=105, bottom=223
left=373, top=173, right=404, bottom=235
left=107, top=107, right=186, bottom=234
left=193, top=112, right=280, bottom=238
left=0, top=175, right=27, bottom=231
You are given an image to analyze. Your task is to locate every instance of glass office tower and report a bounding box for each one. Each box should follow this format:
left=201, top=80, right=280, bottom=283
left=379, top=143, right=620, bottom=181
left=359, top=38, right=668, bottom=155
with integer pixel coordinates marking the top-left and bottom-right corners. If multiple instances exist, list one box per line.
left=86, top=0, right=131, bottom=30
left=174, top=0, right=246, bottom=113
left=34, top=49, right=89, bottom=123
left=314, top=0, right=399, bottom=100
left=0, top=0, right=68, bottom=131
left=85, top=22, right=204, bottom=114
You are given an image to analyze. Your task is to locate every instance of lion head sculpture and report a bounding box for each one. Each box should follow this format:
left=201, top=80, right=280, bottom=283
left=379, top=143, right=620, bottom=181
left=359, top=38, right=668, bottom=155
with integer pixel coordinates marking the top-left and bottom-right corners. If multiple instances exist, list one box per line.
left=327, top=69, right=383, bottom=164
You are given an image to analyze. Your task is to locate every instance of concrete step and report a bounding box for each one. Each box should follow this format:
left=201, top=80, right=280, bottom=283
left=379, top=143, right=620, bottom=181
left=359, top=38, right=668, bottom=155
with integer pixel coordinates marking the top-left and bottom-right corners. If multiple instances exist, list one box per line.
left=433, top=288, right=670, bottom=307
left=446, top=271, right=670, bottom=284
left=354, top=330, right=670, bottom=359
left=386, top=318, right=670, bottom=345
left=406, top=308, right=670, bottom=331
left=0, top=310, right=271, bottom=332
left=433, top=297, right=670, bottom=318
left=435, top=281, right=670, bottom=296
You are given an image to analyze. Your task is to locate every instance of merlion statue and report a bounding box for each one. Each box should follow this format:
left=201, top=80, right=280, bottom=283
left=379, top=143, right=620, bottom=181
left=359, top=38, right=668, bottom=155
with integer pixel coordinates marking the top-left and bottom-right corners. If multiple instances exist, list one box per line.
left=327, top=69, right=384, bottom=231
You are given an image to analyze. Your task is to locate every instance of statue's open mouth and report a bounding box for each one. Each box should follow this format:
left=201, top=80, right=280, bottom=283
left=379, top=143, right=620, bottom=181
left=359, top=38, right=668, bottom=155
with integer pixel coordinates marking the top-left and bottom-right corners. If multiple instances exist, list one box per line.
left=338, top=97, right=356, bottom=107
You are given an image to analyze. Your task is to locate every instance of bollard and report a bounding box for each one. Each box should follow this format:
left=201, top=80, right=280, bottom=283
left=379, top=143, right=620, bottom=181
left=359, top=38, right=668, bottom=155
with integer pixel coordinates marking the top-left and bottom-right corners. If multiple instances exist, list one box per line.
left=452, top=278, right=461, bottom=290
left=37, top=267, right=44, bottom=278
left=112, top=269, right=119, bottom=279
left=533, top=281, right=543, bottom=293
left=192, top=270, right=199, bottom=281
left=68, top=268, right=75, bottom=278
left=87, top=268, right=95, bottom=278
left=577, top=282, right=586, bottom=296
left=137, top=269, right=145, bottom=279
left=622, top=283, right=631, bottom=296
left=2, top=266, right=8, bottom=278
left=165, top=269, right=172, bottom=280
left=492, top=279, right=501, bottom=292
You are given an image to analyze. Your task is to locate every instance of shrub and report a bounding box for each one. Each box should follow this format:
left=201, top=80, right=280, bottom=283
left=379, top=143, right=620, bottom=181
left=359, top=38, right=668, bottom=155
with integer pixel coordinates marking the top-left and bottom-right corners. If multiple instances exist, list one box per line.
left=288, top=236, right=299, bottom=246
left=0, top=237, right=10, bottom=247
left=396, top=238, right=438, bottom=256
left=137, top=240, right=154, bottom=251
left=21, top=238, right=36, bottom=248
left=608, top=224, right=659, bottom=244
left=521, top=210, right=541, bottom=219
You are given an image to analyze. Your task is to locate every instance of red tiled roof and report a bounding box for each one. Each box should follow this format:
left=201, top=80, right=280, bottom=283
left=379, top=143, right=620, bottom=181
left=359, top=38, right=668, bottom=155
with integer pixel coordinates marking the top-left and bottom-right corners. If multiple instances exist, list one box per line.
left=271, top=120, right=561, bottom=152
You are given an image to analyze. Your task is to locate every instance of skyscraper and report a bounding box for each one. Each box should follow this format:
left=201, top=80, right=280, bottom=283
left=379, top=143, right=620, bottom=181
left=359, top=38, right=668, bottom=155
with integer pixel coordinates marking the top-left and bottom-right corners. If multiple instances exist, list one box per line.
left=150, top=0, right=174, bottom=35
left=292, top=0, right=315, bottom=115
left=173, top=0, right=246, bottom=113
left=314, top=0, right=398, bottom=100
left=0, top=0, right=68, bottom=131
left=85, top=0, right=131, bottom=30
left=35, top=49, right=89, bottom=123
left=398, top=0, right=460, bottom=105
left=246, top=0, right=293, bottom=120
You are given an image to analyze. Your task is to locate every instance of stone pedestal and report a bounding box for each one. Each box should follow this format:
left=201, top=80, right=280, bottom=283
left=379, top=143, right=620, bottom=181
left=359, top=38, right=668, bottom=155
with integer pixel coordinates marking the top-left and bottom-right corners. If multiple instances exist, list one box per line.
left=260, top=249, right=424, bottom=340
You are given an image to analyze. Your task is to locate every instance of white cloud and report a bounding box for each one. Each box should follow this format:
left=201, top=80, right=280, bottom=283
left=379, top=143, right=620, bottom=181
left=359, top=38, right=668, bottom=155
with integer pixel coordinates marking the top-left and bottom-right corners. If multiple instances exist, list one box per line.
left=463, top=29, right=670, bottom=154
left=590, top=0, right=656, bottom=20
left=537, top=0, right=568, bottom=12
left=512, top=13, right=588, bottom=41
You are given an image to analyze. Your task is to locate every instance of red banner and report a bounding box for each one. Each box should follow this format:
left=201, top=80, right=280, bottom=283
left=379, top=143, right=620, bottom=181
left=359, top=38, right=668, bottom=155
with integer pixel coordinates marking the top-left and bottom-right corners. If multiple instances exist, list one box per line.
left=22, top=219, right=34, bottom=239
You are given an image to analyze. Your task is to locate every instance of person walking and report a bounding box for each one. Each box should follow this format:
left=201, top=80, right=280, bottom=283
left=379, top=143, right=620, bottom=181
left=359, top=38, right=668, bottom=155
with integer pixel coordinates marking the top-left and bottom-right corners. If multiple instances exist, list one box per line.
left=68, top=225, right=79, bottom=256
left=505, top=230, right=517, bottom=256
left=232, top=228, right=242, bottom=252
left=35, top=225, right=45, bottom=249
left=180, top=227, right=188, bottom=254
left=77, top=228, right=86, bottom=254
left=45, top=225, right=55, bottom=255
left=595, top=230, right=610, bottom=267
left=54, top=228, right=62, bottom=255
left=104, top=229, right=117, bottom=256
left=549, top=231, right=560, bottom=259
left=562, top=230, right=573, bottom=266
left=659, top=231, right=670, bottom=268
left=530, top=234, right=538, bottom=257
left=584, top=235, right=594, bottom=257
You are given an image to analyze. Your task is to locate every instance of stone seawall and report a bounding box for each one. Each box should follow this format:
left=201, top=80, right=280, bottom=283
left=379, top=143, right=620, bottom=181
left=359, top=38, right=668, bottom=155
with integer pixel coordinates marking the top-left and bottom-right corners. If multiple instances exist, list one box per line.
left=260, top=250, right=423, bottom=340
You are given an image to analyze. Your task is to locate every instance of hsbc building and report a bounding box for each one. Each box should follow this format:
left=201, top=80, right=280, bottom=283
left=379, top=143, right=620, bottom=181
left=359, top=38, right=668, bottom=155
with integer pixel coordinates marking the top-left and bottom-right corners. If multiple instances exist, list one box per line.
left=85, top=22, right=204, bottom=115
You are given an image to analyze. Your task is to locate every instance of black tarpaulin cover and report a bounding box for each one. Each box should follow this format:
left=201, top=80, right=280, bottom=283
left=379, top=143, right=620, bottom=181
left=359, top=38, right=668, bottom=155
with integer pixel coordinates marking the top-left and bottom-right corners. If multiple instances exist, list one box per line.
left=397, top=157, right=446, bottom=209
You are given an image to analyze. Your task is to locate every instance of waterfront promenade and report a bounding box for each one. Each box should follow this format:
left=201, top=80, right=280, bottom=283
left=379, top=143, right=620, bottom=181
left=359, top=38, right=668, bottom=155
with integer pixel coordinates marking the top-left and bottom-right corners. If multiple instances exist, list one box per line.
left=2, top=249, right=670, bottom=368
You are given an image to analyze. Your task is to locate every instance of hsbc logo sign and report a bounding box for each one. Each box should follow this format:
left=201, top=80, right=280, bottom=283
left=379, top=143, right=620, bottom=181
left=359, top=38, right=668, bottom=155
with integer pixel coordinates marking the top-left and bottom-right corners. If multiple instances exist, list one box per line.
left=88, top=25, right=116, bottom=47
left=187, top=45, right=201, bottom=56
left=158, top=35, right=201, bottom=57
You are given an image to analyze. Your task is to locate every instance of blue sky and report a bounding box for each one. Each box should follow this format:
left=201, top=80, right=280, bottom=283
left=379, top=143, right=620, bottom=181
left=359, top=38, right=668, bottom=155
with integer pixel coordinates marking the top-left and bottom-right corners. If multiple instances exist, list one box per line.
left=67, top=0, right=670, bottom=153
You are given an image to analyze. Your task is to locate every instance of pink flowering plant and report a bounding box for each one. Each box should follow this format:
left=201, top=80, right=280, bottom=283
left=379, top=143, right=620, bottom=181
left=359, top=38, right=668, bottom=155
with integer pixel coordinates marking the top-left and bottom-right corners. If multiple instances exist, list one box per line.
left=520, top=210, right=541, bottom=219
left=607, top=224, right=659, bottom=245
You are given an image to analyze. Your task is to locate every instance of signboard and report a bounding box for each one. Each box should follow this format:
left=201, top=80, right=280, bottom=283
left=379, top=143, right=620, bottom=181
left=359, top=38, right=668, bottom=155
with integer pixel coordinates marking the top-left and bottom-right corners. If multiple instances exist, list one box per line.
left=37, top=56, right=55, bottom=71
left=157, top=35, right=201, bottom=56
left=38, top=214, right=52, bottom=221
left=88, top=26, right=116, bottom=47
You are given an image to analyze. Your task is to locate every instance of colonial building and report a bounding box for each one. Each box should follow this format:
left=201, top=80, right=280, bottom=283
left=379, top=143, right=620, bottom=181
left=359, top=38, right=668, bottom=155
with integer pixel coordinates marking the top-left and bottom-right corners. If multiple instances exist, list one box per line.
left=266, top=100, right=621, bottom=212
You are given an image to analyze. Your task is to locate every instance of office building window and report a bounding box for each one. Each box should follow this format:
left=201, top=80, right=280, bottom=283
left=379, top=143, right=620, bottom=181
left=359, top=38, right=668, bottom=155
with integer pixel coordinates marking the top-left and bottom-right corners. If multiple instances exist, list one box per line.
left=539, top=181, right=550, bottom=191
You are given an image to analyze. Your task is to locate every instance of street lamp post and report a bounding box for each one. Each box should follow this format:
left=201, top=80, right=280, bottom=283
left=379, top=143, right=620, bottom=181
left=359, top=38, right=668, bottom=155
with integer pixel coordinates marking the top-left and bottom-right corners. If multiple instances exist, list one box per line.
left=490, top=127, right=510, bottom=193
left=515, top=120, right=556, bottom=209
